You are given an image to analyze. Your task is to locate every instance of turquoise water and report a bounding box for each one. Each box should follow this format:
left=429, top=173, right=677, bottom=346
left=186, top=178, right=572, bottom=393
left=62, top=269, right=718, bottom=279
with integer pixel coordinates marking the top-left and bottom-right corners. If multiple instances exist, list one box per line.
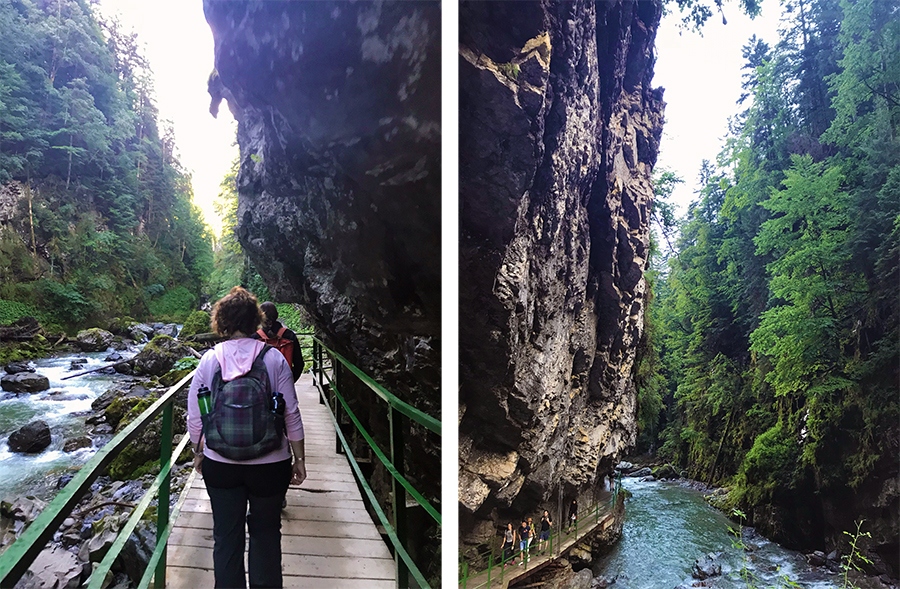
left=0, top=351, right=136, bottom=500
left=595, top=477, right=840, bottom=588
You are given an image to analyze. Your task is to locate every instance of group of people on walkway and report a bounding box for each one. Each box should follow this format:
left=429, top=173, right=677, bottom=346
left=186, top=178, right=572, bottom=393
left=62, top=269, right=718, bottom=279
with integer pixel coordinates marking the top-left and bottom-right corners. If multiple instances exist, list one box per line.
left=500, top=499, right=583, bottom=567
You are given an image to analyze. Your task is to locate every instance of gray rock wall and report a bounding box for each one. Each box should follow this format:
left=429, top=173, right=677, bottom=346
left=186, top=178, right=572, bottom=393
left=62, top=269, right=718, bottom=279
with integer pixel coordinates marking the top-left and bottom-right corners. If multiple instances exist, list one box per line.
left=459, top=0, right=664, bottom=549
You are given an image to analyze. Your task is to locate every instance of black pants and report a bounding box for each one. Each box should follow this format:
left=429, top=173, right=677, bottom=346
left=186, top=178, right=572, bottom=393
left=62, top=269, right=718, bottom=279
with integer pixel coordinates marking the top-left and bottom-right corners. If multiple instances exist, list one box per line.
left=202, top=457, right=292, bottom=589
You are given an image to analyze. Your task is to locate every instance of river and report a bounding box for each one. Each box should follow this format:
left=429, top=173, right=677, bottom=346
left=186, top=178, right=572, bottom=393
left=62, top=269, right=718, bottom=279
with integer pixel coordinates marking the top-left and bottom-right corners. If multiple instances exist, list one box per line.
left=0, top=350, right=138, bottom=501
left=595, top=477, right=841, bottom=588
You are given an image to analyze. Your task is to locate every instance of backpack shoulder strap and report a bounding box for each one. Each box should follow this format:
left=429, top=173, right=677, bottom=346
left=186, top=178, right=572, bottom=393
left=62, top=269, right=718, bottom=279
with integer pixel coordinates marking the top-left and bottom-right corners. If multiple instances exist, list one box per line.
left=256, top=329, right=268, bottom=340
left=276, top=326, right=287, bottom=338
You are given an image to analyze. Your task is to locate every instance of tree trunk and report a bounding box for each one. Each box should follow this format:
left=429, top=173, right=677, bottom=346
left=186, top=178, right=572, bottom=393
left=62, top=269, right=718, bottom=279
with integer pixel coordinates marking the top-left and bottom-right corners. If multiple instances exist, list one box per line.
left=26, top=183, right=36, bottom=257
left=66, top=134, right=73, bottom=190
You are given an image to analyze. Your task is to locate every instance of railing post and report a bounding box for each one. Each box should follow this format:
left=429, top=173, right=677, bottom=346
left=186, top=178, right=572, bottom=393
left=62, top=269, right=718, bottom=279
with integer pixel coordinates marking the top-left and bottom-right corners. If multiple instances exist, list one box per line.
left=390, top=405, right=408, bottom=588
left=154, top=404, right=173, bottom=589
left=334, top=359, right=344, bottom=455
left=461, top=561, right=467, bottom=588
left=316, top=339, right=325, bottom=404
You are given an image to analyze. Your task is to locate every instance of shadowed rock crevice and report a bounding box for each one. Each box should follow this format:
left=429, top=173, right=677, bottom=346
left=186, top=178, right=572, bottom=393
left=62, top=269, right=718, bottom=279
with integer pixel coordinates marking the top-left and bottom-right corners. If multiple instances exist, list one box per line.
left=459, top=0, right=664, bottom=554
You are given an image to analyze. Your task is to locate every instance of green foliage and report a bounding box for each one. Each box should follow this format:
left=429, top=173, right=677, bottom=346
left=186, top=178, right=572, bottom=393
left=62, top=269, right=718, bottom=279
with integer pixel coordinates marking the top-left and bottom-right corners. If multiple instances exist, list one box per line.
left=147, top=285, right=196, bottom=322
left=496, top=62, right=519, bottom=81
left=178, top=310, right=210, bottom=340
left=733, top=422, right=800, bottom=505
left=0, top=299, right=41, bottom=325
left=652, top=0, right=898, bottom=528
left=0, top=0, right=213, bottom=332
left=172, top=356, right=199, bottom=371
left=840, top=520, right=873, bottom=589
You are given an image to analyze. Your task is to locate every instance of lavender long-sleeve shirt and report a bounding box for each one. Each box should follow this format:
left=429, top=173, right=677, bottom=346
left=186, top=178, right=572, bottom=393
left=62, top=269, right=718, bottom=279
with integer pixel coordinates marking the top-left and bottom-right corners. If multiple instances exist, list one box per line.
left=187, top=338, right=304, bottom=465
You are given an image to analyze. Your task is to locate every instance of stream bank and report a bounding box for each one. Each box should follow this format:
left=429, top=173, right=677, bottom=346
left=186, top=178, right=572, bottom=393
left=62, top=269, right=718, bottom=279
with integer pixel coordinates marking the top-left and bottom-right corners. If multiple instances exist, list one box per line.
left=582, top=465, right=897, bottom=589
left=0, top=319, right=201, bottom=588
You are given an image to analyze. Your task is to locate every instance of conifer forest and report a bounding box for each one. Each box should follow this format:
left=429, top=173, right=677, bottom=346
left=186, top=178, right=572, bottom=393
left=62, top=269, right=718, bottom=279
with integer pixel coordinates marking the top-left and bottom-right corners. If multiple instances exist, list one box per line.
left=639, top=0, right=898, bottom=559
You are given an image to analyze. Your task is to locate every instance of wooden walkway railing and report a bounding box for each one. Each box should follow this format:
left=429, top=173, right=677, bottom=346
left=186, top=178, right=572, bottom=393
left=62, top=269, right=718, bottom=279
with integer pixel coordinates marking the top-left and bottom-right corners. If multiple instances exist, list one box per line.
left=166, top=373, right=396, bottom=588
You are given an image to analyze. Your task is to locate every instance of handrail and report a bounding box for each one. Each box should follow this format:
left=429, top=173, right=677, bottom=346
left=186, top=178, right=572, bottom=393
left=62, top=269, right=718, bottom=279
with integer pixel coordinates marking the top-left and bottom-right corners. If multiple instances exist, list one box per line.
left=0, top=371, right=195, bottom=588
left=459, top=476, right=623, bottom=587
left=316, top=339, right=441, bottom=435
left=312, top=337, right=440, bottom=589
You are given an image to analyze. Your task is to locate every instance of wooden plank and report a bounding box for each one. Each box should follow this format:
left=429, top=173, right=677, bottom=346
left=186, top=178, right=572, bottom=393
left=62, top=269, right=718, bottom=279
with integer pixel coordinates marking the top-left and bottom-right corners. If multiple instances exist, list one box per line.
left=168, top=375, right=395, bottom=585
left=168, top=527, right=392, bottom=561
left=166, top=565, right=213, bottom=588
left=280, top=577, right=394, bottom=589
left=182, top=499, right=376, bottom=525
left=184, top=487, right=366, bottom=508
left=174, top=509, right=384, bottom=541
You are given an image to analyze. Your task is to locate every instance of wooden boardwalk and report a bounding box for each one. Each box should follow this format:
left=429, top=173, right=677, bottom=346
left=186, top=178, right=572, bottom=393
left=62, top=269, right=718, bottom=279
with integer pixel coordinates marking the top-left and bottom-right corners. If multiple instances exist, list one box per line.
left=166, top=374, right=396, bottom=588
left=463, top=501, right=617, bottom=589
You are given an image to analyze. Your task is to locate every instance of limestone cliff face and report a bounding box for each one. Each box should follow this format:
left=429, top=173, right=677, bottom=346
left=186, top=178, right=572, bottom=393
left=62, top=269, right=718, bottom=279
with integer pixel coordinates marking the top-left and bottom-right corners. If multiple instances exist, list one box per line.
left=203, top=1, right=441, bottom=573
left=458, top=0, right=664, bottom=549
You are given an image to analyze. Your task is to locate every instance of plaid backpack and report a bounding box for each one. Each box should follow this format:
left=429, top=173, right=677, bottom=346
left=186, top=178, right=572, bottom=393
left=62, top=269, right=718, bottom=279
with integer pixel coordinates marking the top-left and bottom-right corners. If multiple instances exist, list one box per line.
left=201, top=345, right=284, bottom=460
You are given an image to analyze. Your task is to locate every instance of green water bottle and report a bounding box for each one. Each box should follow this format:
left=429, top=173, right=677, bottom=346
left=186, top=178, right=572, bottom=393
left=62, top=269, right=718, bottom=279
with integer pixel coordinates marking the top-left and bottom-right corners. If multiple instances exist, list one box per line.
left=197, top=386, right=212, bottom=415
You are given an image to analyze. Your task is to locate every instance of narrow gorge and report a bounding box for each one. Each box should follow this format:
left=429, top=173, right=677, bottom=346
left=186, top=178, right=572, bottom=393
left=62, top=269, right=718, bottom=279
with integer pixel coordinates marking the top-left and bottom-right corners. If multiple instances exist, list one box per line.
left=458, top=0, right=664, bottom=564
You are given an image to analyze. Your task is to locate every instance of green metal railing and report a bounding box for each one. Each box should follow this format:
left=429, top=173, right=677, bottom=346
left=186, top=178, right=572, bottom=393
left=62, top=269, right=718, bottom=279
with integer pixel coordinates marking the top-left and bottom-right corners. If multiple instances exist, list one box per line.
left=0, top=371, right=196, bottom=589
left=311, top=337, right=441, bottom=589
left=458, top=476, right=623, bottom=588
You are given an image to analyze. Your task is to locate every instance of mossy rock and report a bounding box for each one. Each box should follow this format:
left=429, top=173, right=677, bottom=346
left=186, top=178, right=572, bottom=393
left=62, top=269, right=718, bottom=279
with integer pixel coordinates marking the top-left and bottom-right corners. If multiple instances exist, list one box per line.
left=131, top=335, right=193, bottom=376
left=107, top=317, right=138, bottom=336
left=0, top=340, right=48, bottom=365
left=178, top=311, right=211, bottom=340
left=103, top=397, right=147, bottom=430
left=159, top=368, right=192, bottom=388
left=106, top=404, right=186, bottom=480
left=115, top=397, right=159, bottom=433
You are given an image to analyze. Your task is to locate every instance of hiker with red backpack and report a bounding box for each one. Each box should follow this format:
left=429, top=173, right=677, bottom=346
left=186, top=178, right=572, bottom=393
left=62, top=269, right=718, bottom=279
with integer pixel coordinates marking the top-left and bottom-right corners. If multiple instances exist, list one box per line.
left=254, top=302, right=305, bottom=382
left=187, top=286, right=306, bottom=589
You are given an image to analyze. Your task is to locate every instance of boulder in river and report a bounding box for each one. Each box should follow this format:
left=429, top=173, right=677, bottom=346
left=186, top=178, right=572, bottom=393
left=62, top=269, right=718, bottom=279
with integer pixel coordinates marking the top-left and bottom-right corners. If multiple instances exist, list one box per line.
left=8, top=420, right=51, bottom=453
left=691, top=553, right=722, bottom=580
left=654, top=463, right=680, bottom=480
left=154, top=324, right=179, bottom=338
left=4, top=361, right=34, bottom=374
left=75, top=329, right=114, bottom=352
left=627, top=467, right=652, bottom=478
left=104, top=352, right=123, bottom=363
left=130, top=335, right=193, bottom=376
left=615, top=461, right=634, bottom=473
left=807, top=550, right=826, bottom=566
left=69, top=359, right=88, bottom=371
left=1, top=372, right=50, bottom=393
left=63, top=436, right=92, bottom=452
left=128, top=324, right=154, bottom=343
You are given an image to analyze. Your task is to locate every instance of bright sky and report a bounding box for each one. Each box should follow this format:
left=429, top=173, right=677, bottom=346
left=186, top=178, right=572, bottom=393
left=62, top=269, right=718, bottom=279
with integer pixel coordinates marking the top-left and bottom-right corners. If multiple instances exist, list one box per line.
left=97, top=0, right=237, bottom=238
left=654, top=0, right=782, bottom=214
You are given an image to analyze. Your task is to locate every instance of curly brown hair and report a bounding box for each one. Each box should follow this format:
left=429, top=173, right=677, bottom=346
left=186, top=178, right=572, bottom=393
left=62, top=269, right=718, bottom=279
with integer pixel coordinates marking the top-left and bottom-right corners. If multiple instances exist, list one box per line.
left=210, top=286, right=262, bottom=337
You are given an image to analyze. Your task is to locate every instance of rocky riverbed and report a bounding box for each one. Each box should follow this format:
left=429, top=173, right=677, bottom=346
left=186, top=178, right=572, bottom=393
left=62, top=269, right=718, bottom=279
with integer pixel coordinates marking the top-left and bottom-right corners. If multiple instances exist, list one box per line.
left=580, top=462, right=898, bottom=589
left=0, top=319, right=202, bottom=588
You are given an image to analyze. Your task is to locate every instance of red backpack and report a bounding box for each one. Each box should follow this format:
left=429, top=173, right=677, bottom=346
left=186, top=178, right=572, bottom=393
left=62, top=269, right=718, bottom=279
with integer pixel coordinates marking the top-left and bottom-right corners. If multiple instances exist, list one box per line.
left=256, top=327, right=294, bottom=369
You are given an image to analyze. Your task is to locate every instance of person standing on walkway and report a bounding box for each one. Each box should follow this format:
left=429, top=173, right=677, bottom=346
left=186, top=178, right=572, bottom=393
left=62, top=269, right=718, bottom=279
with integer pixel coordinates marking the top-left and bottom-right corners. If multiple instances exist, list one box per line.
left=502, top=523, right=517, bottom=566
left=566, top=499, right=578, bottom=534
left=517, top=519, right=530, bottom=562
left=525, top=517, right=535, bottom=552
left=538, top=510, right=552, bottom=553
left=254, top=302, right=305, bottom=382
left=188, top=286, right=307, bottom=589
